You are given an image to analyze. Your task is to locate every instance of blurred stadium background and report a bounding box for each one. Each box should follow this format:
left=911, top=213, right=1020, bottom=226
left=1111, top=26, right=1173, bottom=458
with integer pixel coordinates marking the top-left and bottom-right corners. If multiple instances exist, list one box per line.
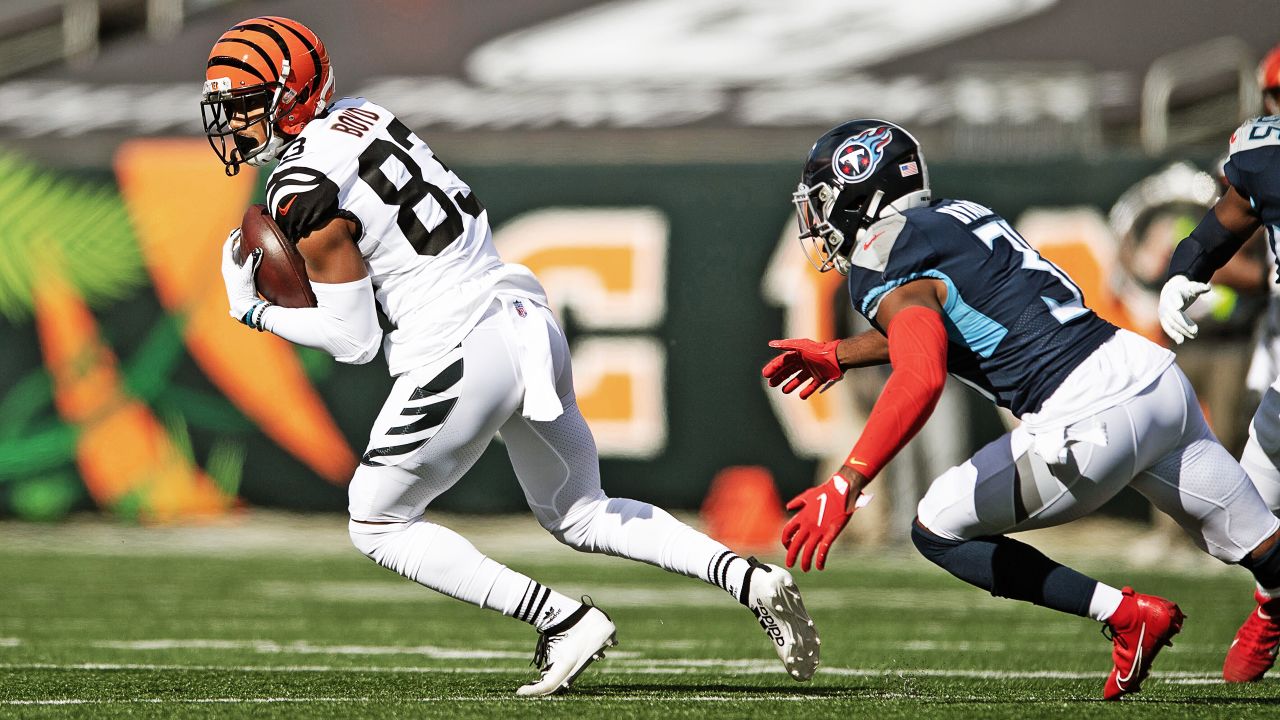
left=2, top=1, right=1280, bottom=714
left=2, top=0, right=1278, bottom=536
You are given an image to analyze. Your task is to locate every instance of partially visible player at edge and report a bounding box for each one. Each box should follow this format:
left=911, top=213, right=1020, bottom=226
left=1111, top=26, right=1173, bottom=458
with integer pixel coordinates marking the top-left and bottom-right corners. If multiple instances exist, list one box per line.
left=204, top=16, right=819, bottom=696
left=762, top=118, right=1280, bottom=699
left=1158, top=42, right=1280, bottom=684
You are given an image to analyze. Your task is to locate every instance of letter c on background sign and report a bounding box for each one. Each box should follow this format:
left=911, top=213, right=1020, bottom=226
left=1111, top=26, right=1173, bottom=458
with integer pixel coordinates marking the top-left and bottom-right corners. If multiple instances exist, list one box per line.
left=493, top=208, right=668, bottom=458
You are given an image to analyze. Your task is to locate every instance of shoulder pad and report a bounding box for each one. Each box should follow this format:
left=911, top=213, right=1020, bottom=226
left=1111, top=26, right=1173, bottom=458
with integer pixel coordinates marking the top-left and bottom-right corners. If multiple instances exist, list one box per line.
left=265, top=109, right=370, bottom=242
left=1229, top=116, right=1280, bottom=157
left=265, top=164, right=342, bottom=243
left=850, top=214, right=907, bottom=273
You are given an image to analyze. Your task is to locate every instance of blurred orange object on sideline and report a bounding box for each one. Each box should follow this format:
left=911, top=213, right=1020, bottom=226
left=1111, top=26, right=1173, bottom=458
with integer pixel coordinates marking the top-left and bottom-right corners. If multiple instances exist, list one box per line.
left=700, top=465, right=784, bottom=554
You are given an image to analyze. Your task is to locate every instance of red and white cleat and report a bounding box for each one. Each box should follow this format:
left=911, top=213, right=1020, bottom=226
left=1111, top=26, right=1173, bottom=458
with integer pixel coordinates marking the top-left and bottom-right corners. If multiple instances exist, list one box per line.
left=1223, top=590, right=1280, bottom=683
left=1102, top=587, right=1185, bottom=701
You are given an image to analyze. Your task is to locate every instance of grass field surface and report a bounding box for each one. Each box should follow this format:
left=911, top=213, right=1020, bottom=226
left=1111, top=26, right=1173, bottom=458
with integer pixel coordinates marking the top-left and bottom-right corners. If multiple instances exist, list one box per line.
left=1, top=513, right=1277, bottom=718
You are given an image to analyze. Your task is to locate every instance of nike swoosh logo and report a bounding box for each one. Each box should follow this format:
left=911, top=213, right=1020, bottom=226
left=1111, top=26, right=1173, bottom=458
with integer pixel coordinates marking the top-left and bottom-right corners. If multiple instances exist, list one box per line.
left=862, top=231, right=885, bottom=251
left=278, top=195, right=298, bottom=216
left=847, top=459, right=868, bottom=468
left=816, top=494, right=827, bottom=526
left=1115, top=622, right=1146, bottom=689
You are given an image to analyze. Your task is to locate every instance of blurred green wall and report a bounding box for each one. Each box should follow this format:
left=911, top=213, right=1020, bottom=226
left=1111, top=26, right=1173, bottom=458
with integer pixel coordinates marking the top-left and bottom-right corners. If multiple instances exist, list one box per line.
left=0, top=153, right=1199, bottom=519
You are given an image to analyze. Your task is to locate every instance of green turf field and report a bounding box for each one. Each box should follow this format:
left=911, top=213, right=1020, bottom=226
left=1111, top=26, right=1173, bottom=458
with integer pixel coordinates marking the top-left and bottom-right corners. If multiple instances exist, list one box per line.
left=1, top=515, right=1277, bottom=719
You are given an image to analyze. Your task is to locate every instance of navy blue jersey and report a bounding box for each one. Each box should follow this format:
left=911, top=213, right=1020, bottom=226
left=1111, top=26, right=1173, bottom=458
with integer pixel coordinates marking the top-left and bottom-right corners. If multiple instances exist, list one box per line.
left=846, top=199, right=1116, bottom=416
left=1225, top=116, right=1280, bottom=281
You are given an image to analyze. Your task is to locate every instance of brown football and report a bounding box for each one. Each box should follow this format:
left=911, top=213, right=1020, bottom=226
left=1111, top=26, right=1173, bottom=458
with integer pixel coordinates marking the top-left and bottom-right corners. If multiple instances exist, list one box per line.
left=236, top=203, right=317, bottom=308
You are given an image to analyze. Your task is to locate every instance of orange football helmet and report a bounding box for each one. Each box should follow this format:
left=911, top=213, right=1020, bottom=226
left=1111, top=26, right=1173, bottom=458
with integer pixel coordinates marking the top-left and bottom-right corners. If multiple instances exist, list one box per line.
left=1260, top=43, right=1280, bottom=116
left=201, top=16, right=335, bottom=175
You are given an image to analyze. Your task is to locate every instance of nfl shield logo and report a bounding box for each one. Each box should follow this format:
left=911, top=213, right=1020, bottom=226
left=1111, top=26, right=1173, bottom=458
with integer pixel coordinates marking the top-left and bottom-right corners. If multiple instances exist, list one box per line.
left=513, top=300, right=527, bottom=318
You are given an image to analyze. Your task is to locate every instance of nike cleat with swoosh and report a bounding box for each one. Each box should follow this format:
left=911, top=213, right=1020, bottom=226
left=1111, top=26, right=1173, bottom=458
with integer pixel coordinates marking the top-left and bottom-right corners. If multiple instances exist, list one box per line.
left=1102, top=587, right=1185, bottom=701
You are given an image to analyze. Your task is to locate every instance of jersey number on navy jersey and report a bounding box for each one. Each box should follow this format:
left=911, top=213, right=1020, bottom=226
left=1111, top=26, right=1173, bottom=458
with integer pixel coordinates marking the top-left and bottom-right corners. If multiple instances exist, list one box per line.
left=356, top=119, right=484, bottom=256
left=973, top=218, right=1088, bottom=324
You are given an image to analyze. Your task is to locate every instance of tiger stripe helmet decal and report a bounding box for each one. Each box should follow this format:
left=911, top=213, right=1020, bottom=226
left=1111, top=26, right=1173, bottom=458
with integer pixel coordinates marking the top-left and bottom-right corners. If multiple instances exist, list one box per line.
left=201, top=16, right=335, bottom=175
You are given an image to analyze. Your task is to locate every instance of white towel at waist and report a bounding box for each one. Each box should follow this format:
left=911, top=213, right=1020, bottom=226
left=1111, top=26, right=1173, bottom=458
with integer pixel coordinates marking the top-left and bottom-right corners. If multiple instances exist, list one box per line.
left=498, top=294, right=564, bottom=422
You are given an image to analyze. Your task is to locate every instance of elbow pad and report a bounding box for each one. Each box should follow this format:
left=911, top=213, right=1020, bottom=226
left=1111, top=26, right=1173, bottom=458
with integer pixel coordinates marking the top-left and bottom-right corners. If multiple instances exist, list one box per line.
left=1166, top=208, right=1251, bottom=283
left=259, top=278, right=382, bottom=364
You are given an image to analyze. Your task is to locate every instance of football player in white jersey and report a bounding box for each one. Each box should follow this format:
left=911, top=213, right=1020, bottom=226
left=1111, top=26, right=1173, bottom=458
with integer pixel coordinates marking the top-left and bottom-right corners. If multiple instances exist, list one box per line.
left=204, top=16, right=819, bottom=695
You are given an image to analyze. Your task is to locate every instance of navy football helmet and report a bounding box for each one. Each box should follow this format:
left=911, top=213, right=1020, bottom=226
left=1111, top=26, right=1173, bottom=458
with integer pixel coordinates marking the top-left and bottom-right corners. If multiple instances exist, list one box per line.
left=793, top=119, right=930, bottom=274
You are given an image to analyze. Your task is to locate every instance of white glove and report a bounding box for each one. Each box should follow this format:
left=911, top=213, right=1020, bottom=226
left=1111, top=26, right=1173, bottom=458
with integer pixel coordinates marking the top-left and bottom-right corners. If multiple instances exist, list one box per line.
left=220, top=228, right=267, bottom=329
left=1157, top=274, right=1212, bottom=345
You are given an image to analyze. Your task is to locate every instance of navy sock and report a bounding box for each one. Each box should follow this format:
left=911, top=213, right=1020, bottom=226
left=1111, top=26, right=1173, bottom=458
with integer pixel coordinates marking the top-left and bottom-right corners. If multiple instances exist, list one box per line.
left=1240, top=536, right=1280, bottom=590
left=911, top=520, right=1099, bottom=617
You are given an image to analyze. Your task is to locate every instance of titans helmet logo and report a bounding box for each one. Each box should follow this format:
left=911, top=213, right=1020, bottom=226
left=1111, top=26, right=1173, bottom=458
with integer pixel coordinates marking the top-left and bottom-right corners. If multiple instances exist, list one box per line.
left=831, top=126, right=894, bottom=184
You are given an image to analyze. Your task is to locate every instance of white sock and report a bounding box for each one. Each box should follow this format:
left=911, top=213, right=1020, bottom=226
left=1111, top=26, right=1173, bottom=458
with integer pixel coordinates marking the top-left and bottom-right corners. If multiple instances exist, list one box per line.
left=1089, top=582, right=1125, bottom=622
left=349, top=518, right=580, bottom=630
left=707, top=551, right=756, bottom=604
left=556, top=497, right=757, bottom=604
left=508, top=578, right=586, bottom=631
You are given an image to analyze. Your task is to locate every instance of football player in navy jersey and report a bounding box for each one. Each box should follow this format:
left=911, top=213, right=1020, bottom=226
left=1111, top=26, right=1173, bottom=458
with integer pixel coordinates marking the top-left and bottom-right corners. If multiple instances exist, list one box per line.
left=764, top=119, right=1280, bottom=699
left=1158, top=44, right=1280, bottom=684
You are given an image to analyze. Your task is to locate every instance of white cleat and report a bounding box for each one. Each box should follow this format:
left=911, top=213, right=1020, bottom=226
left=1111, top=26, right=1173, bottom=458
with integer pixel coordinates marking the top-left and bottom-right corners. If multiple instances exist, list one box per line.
left=745, top=558, right=820, bottom=681
left=516, top=604, right=617, bottom=697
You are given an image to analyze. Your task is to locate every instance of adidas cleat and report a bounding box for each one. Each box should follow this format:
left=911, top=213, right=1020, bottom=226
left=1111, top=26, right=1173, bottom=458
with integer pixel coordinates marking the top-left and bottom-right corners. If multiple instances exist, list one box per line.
left=516, top=604, right=617, bottom=697
left=1102, top=587, right=1184, bottom=701
left=745, top=558, right=820, bottom=681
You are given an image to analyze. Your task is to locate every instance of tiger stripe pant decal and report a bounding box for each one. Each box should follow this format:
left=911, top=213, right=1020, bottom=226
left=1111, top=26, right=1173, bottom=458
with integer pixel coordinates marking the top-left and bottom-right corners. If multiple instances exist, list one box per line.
left=360, top=350, right=464, bottom=467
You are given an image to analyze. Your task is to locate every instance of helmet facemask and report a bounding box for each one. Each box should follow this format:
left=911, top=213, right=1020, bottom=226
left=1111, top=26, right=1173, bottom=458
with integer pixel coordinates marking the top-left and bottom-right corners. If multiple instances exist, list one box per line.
left=793, top=181, right=886, bottom=276
left=201, top=60, right=291, bottom=176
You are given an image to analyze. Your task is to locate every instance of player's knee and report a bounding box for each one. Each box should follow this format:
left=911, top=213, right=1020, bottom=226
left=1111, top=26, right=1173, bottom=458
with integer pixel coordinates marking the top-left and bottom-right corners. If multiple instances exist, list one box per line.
left=911, top=518, right=963, bottom=567
left=547, top=495, right=653, bottom=554
left=546, top=496, right=609, bottom=551
left=549, top=527, right=590, bottom=553
left=348, top=519, right=402, bottom=561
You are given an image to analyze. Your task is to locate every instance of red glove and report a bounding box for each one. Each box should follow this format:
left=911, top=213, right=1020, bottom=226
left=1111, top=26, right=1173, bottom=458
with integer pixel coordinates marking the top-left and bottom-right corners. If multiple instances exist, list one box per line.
left=782, top=475, right=856, bottom=572
left=763, top=338, right=843, bottom=399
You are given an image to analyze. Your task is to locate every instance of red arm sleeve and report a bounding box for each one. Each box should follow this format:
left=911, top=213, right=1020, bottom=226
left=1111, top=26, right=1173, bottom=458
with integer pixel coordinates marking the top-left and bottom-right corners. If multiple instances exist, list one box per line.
left=845, top=305, right=949, bottom=479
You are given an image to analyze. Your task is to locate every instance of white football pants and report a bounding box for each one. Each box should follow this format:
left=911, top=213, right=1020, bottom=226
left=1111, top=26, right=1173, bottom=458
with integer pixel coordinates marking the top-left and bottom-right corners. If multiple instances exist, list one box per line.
left=918, top=364, right=1280, bottom=563
left=348, top=299, right=752, bottom=616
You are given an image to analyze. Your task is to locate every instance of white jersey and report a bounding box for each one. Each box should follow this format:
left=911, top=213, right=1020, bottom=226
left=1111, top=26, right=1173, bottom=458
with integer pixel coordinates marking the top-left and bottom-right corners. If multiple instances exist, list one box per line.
left=265, top=97, right=547, bottom=375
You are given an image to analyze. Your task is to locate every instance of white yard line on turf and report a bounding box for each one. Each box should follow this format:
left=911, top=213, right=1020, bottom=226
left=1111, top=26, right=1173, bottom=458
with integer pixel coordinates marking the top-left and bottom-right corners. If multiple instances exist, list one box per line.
left=85, top=639, right=638, bottom=660
left=57, top=636, right=1227, bottom=658
left=252, top=581, right=1021, bottom=612
left=0, top=661, right=1225, bottom=681
left=3, top=698, right=377, bottom=705
left=3, top=696, right=925, bottom=705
